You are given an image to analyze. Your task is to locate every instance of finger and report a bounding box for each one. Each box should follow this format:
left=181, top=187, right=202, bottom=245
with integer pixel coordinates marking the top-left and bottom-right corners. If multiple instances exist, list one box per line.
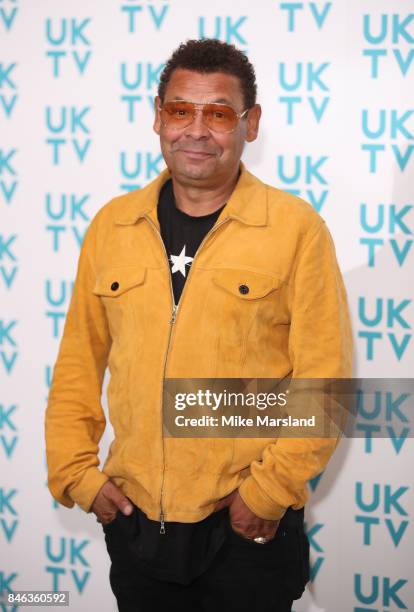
left=214, top=499, right=227, bottom=512
left=231, top=525, right=251, bottom=539
left=266, top=520, right=280, bottom=538
left=259, top=525, right=279, bottom=540
left=230, top=520, right=260, bottom=539
left=214, top=490, right=236, bottom=512
left=105, top=482, right=134, bottom=515
left=231, top=518, right=278, bottom=540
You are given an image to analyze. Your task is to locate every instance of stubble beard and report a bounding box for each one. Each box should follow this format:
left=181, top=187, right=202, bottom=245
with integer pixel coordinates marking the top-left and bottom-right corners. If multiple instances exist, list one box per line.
left=167, top=147, right=221, bottom=184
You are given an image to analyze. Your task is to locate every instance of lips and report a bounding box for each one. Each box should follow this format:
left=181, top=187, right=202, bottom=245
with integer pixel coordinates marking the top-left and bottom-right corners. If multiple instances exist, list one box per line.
left=178, top=149, right=215, bottom=159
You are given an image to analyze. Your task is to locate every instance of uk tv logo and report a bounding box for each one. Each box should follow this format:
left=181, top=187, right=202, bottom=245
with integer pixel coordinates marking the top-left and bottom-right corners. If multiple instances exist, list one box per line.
left=45, top=106, right=92, bottom=165
left=198, top=16, right=248, bottom=49
left=45, top=536, right=91, bottom=594
left=355, top=387, right=410, bottom=454
left=277, top=62, right=330, bottom=124
left=45, top=17, right=92, bottom=78
left=0, top=0, right=18, bottom=32
left=361, top=109, right=414, bottom=173
left=276, top=154, right=329, bottom=212
left=0, top=488, right=18, bottom=543
left=0, top=322, right=17, bottom=375
left=0, top=148, right=18, bottom=205
left=120, top=0, right=170, bottom=34
left=0, top=570, right=18, bottom=612
left=0, top=62, right=18, bottom=119
left=359, top=203, right=413, bottom=268
left=0, top=404, right=17, bottom=459
left=120, top=61, right=164, bottom=122
left=45, top=279, right=74, bottom=339
left=119, top=150, right=163, bottom=192
left=0, top=233, right=17, bottom=290
left=45, top=193, right=90, bottom=252
left=357, top=297, right=411, bottom=360
left=305, top=521, right=324, bottom=582
left=279, top=2, right=331, bottom=32
left=362, top=13, right=414, bottom=78
left=355, top=482, right=409, bottom=548
left=354, top=573, right=408, bottom=611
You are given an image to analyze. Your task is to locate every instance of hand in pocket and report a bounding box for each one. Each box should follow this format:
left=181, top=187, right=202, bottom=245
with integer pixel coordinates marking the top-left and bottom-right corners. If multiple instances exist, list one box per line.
left=91, top=480, right=133, bottom=526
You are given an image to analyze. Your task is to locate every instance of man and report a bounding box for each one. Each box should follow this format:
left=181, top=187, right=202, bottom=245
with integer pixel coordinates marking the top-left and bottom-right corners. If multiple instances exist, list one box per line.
left=45, top=39, right=353, bottom=612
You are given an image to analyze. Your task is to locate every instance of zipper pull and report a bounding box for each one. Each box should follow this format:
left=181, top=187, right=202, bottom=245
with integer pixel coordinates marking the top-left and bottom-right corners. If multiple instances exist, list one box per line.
left=170, top=304, right=177, bottom=324
left=160, top=512, right=166, bottom=535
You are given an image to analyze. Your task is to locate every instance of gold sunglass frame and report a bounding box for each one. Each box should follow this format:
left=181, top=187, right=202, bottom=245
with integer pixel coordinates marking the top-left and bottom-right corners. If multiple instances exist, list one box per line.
left=158, top=100, right=249, bottom=134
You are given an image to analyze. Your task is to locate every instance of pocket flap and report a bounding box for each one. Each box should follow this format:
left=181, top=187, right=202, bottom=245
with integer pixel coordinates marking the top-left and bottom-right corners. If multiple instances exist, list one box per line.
left=212, top=268, right=281, bottom=300
left=92, top=266, right=146, bottom=297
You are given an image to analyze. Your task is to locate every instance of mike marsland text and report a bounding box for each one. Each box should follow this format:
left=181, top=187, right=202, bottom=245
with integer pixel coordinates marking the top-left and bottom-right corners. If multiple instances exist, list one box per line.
left=174, top=415, right=316, bottom=428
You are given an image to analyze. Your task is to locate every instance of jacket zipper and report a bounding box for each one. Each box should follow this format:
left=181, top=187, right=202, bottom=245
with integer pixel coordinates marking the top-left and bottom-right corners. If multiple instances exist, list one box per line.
left=145, top=215, right=176, bottom=535
left=159, top=301, right=177, bottom=534
left=144, top=213, right=230, bottom=535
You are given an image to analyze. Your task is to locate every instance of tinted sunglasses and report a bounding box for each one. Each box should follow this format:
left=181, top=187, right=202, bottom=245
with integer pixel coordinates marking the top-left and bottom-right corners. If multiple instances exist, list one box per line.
left=159, top=100, right=249, bottom=133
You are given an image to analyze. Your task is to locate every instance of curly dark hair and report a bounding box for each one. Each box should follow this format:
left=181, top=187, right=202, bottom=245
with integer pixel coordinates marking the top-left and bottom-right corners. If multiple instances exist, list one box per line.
left=158, top=39, right=257, bottom=109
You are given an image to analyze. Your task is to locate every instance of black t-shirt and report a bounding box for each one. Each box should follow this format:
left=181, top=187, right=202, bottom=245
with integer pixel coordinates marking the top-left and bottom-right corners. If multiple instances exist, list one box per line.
left=157, top=179, right=226, bottom=305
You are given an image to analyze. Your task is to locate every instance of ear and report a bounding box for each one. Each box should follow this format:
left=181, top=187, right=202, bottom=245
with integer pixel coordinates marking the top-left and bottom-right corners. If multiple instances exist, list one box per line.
left=153, top=95, right=161, bottom=135
left=245, top=104, right=261, bottom=143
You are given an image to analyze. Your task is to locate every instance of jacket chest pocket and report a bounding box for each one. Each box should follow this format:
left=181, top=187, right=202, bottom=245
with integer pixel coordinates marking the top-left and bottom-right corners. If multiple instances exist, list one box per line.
left=212, top=268, right=281, bottom=302
left=206, top=268, right=286, bottom=359
left=211, top=267, right=283, bottom=325
left=92, top=266, right=146, bottom=336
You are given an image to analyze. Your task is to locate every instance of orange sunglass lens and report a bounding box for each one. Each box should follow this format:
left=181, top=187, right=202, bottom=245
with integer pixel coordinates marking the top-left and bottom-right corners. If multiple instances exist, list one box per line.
left=203, top=104, right=237, bottom=130
left=162, top=102, right=194, bottom=124
left=161, top=102, right=237, bottom=132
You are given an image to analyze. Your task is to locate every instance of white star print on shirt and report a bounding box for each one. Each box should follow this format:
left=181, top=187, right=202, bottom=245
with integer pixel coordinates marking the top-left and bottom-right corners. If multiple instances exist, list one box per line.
left=170, top=245, right=194, bottom=277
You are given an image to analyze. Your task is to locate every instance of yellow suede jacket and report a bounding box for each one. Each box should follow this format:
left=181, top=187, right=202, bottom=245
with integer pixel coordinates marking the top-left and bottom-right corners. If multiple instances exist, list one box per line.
left=45, top=164, right=353, bottom=524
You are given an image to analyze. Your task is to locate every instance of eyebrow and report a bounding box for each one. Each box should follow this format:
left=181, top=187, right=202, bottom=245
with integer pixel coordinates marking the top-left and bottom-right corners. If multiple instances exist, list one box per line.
left=170, top=96, right=234, bottom=105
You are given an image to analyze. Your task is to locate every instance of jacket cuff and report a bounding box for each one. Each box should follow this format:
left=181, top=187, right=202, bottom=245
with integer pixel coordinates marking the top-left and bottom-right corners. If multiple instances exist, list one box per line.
left=238, top=476, right=287, bottom=521
left=67, top=469, right=109, bottom=513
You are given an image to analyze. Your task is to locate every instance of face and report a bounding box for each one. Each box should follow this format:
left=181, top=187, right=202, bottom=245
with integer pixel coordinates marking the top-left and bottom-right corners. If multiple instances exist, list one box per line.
left=153, top=69, right=261, bottom=188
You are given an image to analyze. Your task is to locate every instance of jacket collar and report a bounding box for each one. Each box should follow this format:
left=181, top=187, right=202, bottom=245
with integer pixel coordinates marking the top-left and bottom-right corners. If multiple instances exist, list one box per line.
left=114, top=162, right=268, bottom=227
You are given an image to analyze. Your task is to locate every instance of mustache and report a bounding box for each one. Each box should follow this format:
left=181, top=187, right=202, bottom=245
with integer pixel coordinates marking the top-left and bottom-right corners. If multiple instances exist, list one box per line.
left=171, top=142, right=221, bottom=156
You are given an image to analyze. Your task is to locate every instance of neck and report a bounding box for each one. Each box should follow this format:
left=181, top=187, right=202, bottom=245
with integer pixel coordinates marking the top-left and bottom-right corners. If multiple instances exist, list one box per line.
left=171, top=169, right=239, bottom=217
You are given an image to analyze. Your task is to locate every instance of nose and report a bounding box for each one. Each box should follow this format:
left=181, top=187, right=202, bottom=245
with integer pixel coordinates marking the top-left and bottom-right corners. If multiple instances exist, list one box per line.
left=183, top=107, right=210, bottom=139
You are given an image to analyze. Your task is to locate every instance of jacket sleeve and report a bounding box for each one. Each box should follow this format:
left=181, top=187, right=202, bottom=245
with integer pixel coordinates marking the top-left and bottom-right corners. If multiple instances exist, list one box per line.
left=45, top=213, right=111, bottom=512
left=238, top=219, right=353, bottom=520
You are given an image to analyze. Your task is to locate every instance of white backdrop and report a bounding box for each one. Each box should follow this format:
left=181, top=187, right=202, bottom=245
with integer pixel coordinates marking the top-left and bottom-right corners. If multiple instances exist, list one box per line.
left=1, top=1, right=413, bottom=610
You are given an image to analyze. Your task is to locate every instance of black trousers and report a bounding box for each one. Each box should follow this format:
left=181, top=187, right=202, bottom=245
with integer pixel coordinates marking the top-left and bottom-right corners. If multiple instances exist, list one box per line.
left=103, top=507, right=309, bottom=612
